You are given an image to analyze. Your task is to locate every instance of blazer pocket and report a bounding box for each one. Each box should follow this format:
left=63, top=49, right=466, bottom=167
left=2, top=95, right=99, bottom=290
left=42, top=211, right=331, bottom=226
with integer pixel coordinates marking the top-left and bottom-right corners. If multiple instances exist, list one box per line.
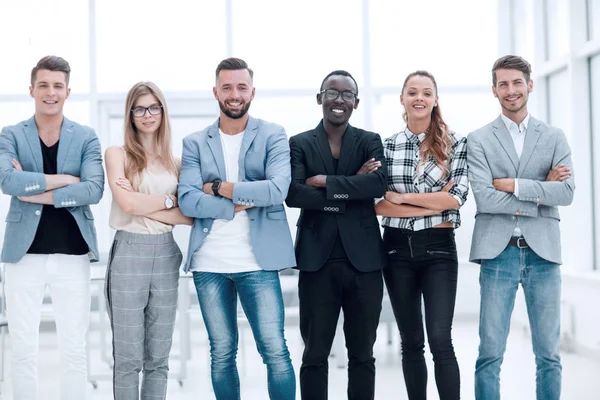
left=84, top=209, right=95, bottom=220
left=5, top=211, right=22, bottom=222
left=361, top=216, right=378, bottom=228
left=539, top=207, right=560, bottom=221
left=267, top=210, right=287, bottom=220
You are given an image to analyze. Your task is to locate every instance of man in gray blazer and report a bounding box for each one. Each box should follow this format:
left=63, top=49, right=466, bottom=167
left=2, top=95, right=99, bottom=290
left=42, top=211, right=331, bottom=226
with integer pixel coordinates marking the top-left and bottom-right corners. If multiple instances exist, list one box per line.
left=0, top=56, right=104, bottom=400
left=467, top=55, right=574, bottom=400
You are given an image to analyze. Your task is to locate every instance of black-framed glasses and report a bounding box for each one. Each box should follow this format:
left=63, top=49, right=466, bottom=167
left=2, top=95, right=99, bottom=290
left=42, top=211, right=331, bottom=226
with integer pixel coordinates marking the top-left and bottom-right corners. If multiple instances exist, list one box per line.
left=320, top=89, right=357, bottom=102
left=131, top=104, right=163, bottom=118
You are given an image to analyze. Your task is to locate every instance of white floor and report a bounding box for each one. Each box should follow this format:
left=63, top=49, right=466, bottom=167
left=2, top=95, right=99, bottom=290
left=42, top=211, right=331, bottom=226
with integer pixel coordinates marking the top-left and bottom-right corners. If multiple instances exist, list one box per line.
left=1, top=314, right=600, bottom=400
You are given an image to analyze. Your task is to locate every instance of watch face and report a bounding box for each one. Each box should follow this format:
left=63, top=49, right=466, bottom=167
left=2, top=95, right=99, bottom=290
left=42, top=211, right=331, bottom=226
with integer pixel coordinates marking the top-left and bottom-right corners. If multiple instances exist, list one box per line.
left=166, top=196, right=174, bottom=208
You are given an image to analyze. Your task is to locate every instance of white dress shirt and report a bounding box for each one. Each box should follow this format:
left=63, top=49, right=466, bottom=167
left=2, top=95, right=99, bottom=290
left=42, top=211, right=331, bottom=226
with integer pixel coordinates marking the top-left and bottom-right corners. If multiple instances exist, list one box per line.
left=500, top=113, right=530, bottom=236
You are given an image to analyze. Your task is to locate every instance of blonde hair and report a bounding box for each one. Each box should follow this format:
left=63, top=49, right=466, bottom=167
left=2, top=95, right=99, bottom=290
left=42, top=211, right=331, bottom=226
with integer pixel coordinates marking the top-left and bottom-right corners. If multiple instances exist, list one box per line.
left=122, top=82, right=178, bottom=186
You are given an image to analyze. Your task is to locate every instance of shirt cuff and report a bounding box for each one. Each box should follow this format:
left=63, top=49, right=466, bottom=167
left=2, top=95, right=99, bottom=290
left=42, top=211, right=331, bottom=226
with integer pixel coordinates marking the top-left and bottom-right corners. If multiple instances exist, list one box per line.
left=513, top=179, right=519, bottom=197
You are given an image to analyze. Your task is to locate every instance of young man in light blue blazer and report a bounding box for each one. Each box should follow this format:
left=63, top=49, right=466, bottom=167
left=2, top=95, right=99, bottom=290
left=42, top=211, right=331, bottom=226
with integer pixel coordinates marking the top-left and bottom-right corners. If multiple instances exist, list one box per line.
left=178, top=57, right=296, bottom=399
left=0, top=55, right=104, bottom=400
left=468, top=55, right=575, bottom=400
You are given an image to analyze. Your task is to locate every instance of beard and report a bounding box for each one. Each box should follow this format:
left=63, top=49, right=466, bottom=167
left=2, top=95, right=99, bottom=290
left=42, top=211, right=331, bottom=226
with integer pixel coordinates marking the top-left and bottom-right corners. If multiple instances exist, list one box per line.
left=219, top=99, right=252, bottom=119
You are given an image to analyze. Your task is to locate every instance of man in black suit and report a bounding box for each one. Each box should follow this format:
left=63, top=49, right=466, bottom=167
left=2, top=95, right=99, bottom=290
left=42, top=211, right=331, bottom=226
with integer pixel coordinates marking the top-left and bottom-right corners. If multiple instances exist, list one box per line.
left=286, top=70, right=386, bottom=400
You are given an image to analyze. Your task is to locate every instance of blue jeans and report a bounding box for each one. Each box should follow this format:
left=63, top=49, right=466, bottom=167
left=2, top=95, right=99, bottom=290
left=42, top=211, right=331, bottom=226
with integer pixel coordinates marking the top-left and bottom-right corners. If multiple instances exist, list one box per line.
left=475, top=244, right=561, bottom=400
left=193, top=270, right=296, bottom=400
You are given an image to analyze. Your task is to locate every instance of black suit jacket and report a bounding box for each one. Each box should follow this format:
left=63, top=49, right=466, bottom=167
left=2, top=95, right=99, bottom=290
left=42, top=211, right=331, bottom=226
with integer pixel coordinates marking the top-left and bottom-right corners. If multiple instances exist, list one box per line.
left=286, top=121, right=386, bottom=272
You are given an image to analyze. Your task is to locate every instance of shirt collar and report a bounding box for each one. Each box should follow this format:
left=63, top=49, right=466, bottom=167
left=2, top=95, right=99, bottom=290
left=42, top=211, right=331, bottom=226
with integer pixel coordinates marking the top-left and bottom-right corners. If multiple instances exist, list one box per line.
left=404, top=126, right=426, bottom=143
left=500, top=113, right=530, bottom=134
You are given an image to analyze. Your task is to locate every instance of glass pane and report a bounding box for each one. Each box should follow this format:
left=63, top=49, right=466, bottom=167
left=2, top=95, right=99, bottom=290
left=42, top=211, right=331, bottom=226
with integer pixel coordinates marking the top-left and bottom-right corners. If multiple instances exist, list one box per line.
left=546, top=70, right=570, bottom=141
left=0, top=0, right=89, bottom=94
left=96, top=1, right=226, bottom=93
left=370, top=0, right=497, bottom=87
left=514, top=0, right=536, bottom=63
left=545, top=0, right=569, bottom=60
left=231, top=0, right=363, bottom=90
left=590, top=55, right=600, bottom=268
left=589, top=0, right=600, bottom=40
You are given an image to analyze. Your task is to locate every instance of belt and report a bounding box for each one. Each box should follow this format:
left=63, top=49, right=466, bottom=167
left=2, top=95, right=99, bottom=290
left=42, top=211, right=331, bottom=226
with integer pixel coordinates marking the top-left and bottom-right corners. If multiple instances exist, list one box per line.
left=509, top=237, right=529, bottom=248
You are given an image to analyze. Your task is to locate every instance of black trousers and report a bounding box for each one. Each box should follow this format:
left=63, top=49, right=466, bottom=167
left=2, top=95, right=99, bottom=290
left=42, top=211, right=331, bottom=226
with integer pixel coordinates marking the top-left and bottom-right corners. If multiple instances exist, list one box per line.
left=383, top=227, right=460, bottom=400
left=298, top=260, right=383, bottom=400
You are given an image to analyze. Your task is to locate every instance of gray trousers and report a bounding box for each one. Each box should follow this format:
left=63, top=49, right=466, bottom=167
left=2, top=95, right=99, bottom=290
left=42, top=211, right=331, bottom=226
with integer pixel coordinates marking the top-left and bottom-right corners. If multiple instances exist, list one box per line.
left=105, top=231, right=182, bottom=400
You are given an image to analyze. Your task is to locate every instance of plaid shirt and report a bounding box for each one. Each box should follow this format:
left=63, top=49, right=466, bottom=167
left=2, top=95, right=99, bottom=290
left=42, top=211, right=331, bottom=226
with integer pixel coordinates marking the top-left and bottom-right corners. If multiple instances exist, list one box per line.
left=382, top=128, right=469, bottom=231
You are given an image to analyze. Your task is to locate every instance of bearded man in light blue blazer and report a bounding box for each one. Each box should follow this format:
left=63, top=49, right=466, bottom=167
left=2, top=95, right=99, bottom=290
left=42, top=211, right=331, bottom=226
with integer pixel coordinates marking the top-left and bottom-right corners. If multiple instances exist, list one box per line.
left=178, top=57, right=295, bottom=399
left=0, top=56, right=104, bottom=400
left=467, top=55, right=574, bottom=400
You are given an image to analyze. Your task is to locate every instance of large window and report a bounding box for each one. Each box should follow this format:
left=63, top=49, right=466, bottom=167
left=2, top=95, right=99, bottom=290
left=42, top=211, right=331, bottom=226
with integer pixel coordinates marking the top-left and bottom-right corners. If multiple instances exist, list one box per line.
left=544, top=0, right=569, bottom=60
left=588, top=0, right=600, bottom=40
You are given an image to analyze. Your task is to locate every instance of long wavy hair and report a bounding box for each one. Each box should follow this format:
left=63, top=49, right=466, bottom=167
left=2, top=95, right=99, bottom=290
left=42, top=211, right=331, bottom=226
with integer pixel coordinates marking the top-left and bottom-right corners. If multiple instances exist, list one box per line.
left=402, top=70, right=452, bottom=177
left=122, top=82, right=178, bottom=187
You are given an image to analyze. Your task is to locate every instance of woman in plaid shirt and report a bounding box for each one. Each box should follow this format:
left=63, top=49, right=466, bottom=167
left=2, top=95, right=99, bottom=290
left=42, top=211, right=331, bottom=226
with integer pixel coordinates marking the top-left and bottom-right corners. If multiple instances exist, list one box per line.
left=375, top=71, right=469, bottom=400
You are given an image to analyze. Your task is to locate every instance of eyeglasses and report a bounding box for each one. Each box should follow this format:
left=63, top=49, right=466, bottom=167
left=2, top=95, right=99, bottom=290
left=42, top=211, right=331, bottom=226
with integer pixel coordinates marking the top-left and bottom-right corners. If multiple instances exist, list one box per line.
left=320, top=89, right=357, bottom=102
left=131, top=104, right=163, bottom=118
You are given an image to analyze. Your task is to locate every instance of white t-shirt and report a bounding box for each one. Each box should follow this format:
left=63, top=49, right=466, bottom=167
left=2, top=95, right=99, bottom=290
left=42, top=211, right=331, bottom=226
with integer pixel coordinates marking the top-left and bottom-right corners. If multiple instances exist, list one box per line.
left=190, top=129, right=262, bottom=273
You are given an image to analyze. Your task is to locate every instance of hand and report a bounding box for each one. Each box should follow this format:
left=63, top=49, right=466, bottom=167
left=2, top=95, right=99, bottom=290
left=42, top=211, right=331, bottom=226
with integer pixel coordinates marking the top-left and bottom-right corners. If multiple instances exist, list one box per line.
left=67, top=175, right=81, bottom=184
left=203, top=182, right=213, bottom=195
left=234, top=204, right=252, bottom=213
left=385, top=191, right=404, bottom=204
left=493, top=178, right=515, bottom=193
left=12, top=159, right=23, bottom=171
left=546, top=164, right=571, bottom=182
left=305, top=175, right=327, bottom=188
left=116, top=177, right=134, bottom=192
left=357, top=158, right=382, bottom=175
left=442, top=180, right=455, bottom=192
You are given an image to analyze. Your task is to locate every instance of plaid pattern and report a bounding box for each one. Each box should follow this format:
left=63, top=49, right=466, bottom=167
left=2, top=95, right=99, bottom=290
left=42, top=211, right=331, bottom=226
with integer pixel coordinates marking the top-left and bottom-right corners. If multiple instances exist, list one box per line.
left=382, top=128, right=469, bottom=231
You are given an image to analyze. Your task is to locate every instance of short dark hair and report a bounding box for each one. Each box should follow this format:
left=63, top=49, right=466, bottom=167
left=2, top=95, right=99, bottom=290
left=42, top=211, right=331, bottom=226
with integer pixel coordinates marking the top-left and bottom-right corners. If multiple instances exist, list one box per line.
left=492, top=55, right=532, bottom=86
left=320, top=70, right=359, bottom=95
left=215, top=57, right=254, bottom=80
left=31, top=55, right=71, bottom=86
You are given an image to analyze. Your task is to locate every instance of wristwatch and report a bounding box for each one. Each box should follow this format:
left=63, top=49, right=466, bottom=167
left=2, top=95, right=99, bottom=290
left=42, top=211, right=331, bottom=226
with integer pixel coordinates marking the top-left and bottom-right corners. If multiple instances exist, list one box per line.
left=164, top=194, right=174, bottom=209
left=212, top=179, right=222, bottom=196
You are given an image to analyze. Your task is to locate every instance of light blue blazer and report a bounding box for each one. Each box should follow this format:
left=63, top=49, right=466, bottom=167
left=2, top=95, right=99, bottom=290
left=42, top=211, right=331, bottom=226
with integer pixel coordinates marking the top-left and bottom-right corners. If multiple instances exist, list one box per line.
left=178, top=116, right=295, bottom=272
left=0, top=116, right=105, bottom=263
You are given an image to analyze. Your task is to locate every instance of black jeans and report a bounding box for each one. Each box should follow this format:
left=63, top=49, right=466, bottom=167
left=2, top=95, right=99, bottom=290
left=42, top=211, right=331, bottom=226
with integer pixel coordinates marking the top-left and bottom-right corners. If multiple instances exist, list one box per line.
left=298, top=260, right=383, bottom=400
left=383, top=227, right=460, bottom=400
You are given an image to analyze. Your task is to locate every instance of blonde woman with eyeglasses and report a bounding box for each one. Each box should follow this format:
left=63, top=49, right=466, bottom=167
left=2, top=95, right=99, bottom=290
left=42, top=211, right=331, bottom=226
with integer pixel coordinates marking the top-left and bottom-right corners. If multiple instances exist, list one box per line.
left=104, top=81, right=192, bottom=399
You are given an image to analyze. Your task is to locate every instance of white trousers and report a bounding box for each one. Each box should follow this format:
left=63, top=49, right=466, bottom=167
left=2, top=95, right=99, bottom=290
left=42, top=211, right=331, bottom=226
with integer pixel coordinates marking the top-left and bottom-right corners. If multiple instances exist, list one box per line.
left=4, top=254, right=90, bottom=400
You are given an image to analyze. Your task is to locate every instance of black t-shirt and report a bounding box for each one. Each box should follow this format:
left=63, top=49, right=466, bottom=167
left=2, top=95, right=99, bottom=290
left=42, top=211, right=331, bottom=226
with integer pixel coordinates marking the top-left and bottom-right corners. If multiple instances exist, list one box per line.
left=27, top=138, right=89, bottom=256
left=327, top=157, right=348, bottom=262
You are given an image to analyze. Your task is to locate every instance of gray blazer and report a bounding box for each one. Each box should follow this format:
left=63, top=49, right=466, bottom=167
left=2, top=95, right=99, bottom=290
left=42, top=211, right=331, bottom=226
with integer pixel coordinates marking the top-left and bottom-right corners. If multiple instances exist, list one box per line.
left=467, top=115, right=575, bottom=265
left=0, top=116, right=105, bottom=263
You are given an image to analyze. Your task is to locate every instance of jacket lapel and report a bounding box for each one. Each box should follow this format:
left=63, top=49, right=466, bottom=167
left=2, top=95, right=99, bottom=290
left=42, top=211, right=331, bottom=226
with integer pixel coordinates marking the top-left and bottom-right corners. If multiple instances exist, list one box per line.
left=23, top=116, right=43, bottom=172
left=314, top=121, right=335, bottom=175
left=238, top=116, right=258, bottom=180
left=336, top=125, right=356, bottom=175
left=206, top=119, right=227, bottom=179
left=492, top=116, right=519, bottom=172
left=517, top=117, right=542, bottom=177
left=56, top=117, right=75, bottom=174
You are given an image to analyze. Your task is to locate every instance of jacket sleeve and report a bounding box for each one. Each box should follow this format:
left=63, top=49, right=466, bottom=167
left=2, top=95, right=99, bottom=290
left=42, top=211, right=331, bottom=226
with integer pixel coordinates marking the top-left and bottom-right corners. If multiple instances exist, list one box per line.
left=232, top=128, right=291, bottom=207
left=325, top=133, right=387, bottom=200
left=285, top=135, right=345, bottom=214
left=516, top=129, right=575, bottom=207
left=52, top=131, right=105, bottom=208
left=467, top=133, right=539, bottom=217
left=0, top=127, right=47, bottom=196
left=178, top=136, right=235, bottom=220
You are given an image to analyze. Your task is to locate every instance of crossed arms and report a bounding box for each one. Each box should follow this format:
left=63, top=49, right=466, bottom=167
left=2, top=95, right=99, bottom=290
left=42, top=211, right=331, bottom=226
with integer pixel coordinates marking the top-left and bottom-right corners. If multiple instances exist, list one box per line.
left=0, top=128, right=104, bottom=207
left=179, top=129, right=291, bottom=220
left=467, top=130, right=574, bottom=217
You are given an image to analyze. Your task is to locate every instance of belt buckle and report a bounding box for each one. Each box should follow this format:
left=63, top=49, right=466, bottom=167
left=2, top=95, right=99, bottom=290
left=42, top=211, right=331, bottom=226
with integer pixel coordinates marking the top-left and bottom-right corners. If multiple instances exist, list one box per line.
left=517, top=237, right=527, bottom=249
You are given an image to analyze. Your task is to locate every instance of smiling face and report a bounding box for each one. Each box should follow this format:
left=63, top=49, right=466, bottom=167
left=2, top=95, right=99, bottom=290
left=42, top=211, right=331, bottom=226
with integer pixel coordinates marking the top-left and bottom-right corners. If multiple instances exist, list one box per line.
left=213, top=68, right=255, bottom=120
left=401, top=74, right=438, bottom=123
left=131, top=94, right=163, bottom=135
left=29, top=69, right=70, bottom=117
left=317, top=75, right=359, bottom=127
left=492, top=68, right=533, bottom=118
